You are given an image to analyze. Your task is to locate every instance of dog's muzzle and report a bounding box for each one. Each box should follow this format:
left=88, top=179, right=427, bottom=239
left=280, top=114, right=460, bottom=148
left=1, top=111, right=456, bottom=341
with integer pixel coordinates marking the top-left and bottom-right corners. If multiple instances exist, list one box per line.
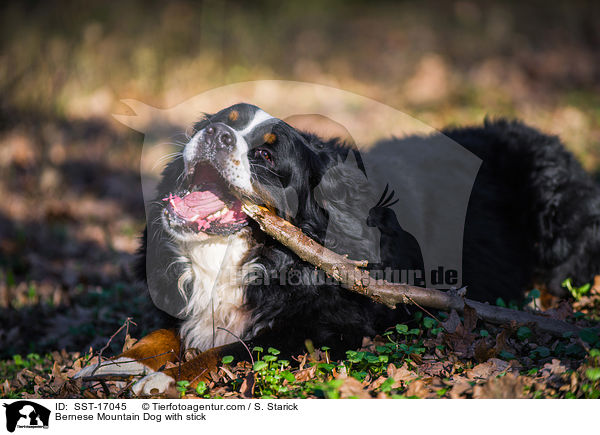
left=203, top=123, right=236, bottom=152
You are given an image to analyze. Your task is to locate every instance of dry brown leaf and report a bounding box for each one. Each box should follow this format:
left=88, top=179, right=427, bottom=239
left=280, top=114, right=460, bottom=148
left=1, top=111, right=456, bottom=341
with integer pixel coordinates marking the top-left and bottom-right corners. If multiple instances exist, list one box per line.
left=543, top=301, right=573, bottom=321
left=368, top=376, right=388, bottom=391
left=15, top=368, right=35, bottom=387
left=294, top=365, right=317, bottom=382
left=474, top=338, right=496, bottom=362
left=51, top=361, right=68, bottom=390
left=332, top=364, right=348, bottom=379
left=493, top=328, right=514, bottom=354
left=1, top=380, right=10, bottom=395
left=56, top=379, right=81, bottom=398
left=387, top=363, right=418, bottom=388
left=442, top=308, right=479, bottom=359
left=418, top=361, right=452, bottom=378
left=405, top=379, right=430, bottom=398
left=65, top=358, right=84, bottom=378
left=296, top=354, right=308, bottom=371
left=219, top=365, right=236, bottom=381
left=122, top=334, right=138, bottom=352
left=83, top=390, right=99, bottom=399
left=467, top=358, right=510, bottom=380
left=240, top=372, right=255, bottom=398
left=441, top=309, right=461, bottom=333
left=463, top=303, right=479, bottom=332
left=360, top=373, right=372, bottom=386
left=541, top=359, right=567, bottom=378
left=339, top=377, right=371, bottom=399
left=209, top=370, right=221, bottom=383
left=472, top=374, right=528, bottom=399
left=449, top=379, right=472, bottom=399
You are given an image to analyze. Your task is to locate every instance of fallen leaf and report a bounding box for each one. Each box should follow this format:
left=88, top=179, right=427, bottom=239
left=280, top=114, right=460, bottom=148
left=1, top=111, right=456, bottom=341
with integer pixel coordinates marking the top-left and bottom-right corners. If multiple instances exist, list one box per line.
left=294, top=365, right=317, bottom=382
left=541, top=359, right=567, bottom=378
left=472, top=374, right=529, bottom=399
left=332, top=364, right=348, bottom=379
left=449, top=379, right=472, bottom=399
left=387, top=363, right=418, bottom=388
left=543, top=301, right=573, bottom=321
left=493, top=327, right=515, bottom=354
left=405, top=379, right=430, bottom=398
left=240, top=372, right=255, bottom=398
left=442, top=309, right=461, bottom=333
left=474, top=338, right=496, bottom=362
left=467, top=358, right=510, bottom=380
left=418, top=361, right=452, bottom=378
left=463, top=303, right=478, bottom=332
left=368, top=376, right=388, bottom=391
left=122, top=334, right=137, bottom=352
left=339, top=377, right=371, bottom=399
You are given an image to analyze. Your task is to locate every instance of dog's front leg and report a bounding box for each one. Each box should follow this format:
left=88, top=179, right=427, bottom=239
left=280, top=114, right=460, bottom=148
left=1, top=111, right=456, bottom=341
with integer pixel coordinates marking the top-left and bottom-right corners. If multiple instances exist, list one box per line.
left=74, top=329, right=181, bottom=389
left=131, top=341, right=250, bottom=396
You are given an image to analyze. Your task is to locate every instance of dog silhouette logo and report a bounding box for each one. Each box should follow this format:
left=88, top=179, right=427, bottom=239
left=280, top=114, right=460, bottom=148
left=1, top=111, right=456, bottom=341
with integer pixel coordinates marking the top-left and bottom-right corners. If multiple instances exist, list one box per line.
left=3, top=401, right=50, bottom=432
left=122, top=82, right=482, bottom=317
left=314, top=150, right=384, bottom=265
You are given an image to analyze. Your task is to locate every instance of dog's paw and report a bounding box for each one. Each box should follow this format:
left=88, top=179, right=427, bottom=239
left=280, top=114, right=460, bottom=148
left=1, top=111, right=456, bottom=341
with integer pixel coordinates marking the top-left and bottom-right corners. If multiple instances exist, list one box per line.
left=74, top=357, right=153, bottom=379
left=131, top=372, right=176, bottom=396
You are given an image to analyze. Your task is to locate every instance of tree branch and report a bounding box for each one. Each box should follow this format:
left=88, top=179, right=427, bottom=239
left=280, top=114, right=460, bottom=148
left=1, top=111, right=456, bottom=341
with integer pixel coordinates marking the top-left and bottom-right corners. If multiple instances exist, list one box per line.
left=242, top=204, right=591, bottom=337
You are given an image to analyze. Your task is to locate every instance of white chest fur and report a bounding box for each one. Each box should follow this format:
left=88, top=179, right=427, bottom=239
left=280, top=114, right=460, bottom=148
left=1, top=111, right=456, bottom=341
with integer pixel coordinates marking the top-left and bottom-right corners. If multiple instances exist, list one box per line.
left=175, top=230, right=254, bottom=350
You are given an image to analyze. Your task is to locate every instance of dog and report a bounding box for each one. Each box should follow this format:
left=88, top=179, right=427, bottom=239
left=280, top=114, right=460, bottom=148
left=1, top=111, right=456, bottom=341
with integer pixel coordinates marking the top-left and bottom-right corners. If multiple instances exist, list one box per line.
left=76, top=103, right=600, bottom=395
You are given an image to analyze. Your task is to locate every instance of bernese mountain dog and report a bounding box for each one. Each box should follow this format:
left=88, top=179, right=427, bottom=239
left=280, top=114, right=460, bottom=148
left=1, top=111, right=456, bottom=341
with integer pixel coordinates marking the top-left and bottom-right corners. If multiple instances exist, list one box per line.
left=76, top=103, right=600, bottom=395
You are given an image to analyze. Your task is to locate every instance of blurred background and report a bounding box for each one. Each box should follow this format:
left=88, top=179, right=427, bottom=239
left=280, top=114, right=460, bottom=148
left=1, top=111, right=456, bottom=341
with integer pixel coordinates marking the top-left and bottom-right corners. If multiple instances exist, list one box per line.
left=1, top=0, right=599, bottom=357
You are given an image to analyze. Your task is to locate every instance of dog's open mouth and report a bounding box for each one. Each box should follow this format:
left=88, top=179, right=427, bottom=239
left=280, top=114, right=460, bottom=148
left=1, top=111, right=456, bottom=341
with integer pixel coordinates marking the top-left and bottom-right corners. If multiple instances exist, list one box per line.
left=163, top=163, right=248, bottom=235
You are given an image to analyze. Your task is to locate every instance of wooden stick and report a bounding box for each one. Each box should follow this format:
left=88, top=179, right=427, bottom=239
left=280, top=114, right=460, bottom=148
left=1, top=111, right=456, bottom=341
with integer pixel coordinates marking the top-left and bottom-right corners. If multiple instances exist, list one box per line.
left=242, top=204, right=592, bottom=337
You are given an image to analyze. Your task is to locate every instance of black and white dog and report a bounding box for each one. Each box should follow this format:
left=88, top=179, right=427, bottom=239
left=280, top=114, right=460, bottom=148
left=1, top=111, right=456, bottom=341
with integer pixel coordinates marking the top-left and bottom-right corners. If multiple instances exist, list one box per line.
left=78, top=103, right=600, bottom=395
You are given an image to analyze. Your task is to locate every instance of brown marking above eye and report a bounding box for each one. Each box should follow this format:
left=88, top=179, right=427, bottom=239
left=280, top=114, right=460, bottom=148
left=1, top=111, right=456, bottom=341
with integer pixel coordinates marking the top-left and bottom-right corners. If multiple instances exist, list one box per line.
left=263, top=133, right=277, bottom=144
left=228, top=110, right=239, bottom=121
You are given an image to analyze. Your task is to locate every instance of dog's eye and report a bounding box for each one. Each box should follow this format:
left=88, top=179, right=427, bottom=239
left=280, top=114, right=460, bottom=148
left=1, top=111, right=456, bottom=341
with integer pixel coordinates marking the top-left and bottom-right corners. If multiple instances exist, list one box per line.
left=255, top=148, right=273, bottom=164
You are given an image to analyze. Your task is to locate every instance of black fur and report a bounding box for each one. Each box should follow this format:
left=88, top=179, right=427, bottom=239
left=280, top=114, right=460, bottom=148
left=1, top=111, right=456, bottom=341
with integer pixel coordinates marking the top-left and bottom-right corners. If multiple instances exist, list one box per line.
left=138, top=106, right=600, bottom=356
left=448, top=119, right=600, bottom=301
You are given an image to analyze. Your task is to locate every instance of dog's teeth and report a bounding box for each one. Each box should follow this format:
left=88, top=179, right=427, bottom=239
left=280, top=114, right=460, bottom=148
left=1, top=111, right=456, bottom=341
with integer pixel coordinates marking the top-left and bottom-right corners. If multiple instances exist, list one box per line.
left=206, top=206, right=229, bottom=221
left=217, top=207, right=229, bottom=217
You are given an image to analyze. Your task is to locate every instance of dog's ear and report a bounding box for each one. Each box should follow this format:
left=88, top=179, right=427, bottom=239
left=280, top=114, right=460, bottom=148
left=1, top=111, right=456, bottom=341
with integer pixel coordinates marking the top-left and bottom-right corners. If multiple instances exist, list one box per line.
left=314, top=149, right=368, bottom=209
left=278, top=185, right=299, bottom=221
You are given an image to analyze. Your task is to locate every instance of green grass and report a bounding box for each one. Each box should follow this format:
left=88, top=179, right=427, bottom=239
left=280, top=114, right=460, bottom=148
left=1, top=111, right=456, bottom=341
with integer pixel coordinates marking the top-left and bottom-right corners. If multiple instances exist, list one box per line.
left=0, top=353, right=53, bottom=398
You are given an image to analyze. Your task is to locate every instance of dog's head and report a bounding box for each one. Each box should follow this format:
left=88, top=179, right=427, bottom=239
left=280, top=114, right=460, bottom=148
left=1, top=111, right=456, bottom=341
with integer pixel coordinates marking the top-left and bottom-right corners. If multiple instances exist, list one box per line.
left=158, top=103, right=331, bottom=242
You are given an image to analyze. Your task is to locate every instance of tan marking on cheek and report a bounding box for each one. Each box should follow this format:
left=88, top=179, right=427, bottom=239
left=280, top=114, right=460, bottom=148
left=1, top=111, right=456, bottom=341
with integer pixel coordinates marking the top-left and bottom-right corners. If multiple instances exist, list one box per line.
left=228, top=110, right=239, bottom=121
left=233, top=159, right=240, bottom=166
left=263, top=133, right=277, bottom=144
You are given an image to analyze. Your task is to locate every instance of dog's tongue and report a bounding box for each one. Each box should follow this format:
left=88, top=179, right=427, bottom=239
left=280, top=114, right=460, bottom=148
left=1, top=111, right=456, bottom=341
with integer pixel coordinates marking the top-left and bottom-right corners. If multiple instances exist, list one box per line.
left=165, top=191, right=225, bottom=220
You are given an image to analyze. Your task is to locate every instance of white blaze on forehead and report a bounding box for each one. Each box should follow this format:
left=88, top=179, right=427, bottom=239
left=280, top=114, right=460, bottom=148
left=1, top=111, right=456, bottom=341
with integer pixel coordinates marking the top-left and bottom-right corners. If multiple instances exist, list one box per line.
left=238, top=109, right=275, bottom=136
left=226, top=109, right=275, bottom=192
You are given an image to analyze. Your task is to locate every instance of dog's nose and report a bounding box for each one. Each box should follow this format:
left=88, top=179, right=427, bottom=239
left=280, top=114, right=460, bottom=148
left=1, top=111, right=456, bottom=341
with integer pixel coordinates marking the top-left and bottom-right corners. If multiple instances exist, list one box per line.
left=204, top=123, right=236, bottom=151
